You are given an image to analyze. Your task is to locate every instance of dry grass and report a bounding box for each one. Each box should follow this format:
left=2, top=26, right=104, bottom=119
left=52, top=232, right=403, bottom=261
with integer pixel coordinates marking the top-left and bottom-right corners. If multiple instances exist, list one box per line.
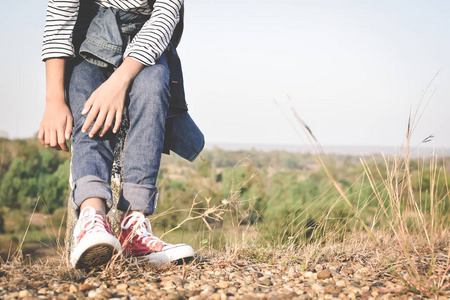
left=272, top=90, right=449, bottom=296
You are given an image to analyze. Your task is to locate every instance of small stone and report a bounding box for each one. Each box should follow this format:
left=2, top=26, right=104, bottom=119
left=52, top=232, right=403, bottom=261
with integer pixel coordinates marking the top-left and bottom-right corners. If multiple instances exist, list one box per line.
left=79, top=283, right=91, bottom=291
left=259, top=278, right=272, bottom=286
left=116, top=283, right=128, bottom=291
left=167, top=293, right=183, bottom=300
left=324, top=284, right=341, bottom=294
left=18, top=290, right=31, bottom=298
left=185, top=290, right=201, bottom=297
left=217, top=281, right=228, bottom=289
left=172, top=277, right=184, bottom=287
left=200, top=284, right=215, bottom=297
left=133, top=289, right=144, bottom=296
left=335, top=280, right=346, bottom=287
left=87, top=290, right=98, bottom=298
left=58, top=294, right=75, bottom=300
left=69, top=284, right=78, bottom=293
left=226, top=286, right=238, bottom=294
left=209, top=294, right=222, bottom=300
left=311, top=283, right=324, bottom=293
left=101, top=290, right=113, bottom=298
left=304, top=271, right=314, bottom=278
left=38, top=288, right=48, bottom=294
left=317, top=269, right=332, bottom=280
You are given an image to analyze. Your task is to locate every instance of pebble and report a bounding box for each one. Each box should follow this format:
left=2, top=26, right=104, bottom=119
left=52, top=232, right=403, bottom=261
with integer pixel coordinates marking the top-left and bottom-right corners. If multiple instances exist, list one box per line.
left=69, top=284, right=78, bottom=293
left=259, top=278, right=272, bottom=286
left=87, top=290, right=98, bottom=298
left=18, top=290, right=30, bottom=298
left=79, top=283, right=91, bottom=291
left=101, top=290, right=113, bottom=298
left=317, top=269, right=332, bottom=280
left=324, top=283, right=341, bottom=294
left=311, top=283, right=324, bottom=293
left=116, top=283, right=128, bottom=291
left=200, top=284, right=215, bottom=297
left=335, top=280, right=346, bottom=287
left=167, top=293, right=183, bottom=300
left=217, top=281, right=228, bottom=289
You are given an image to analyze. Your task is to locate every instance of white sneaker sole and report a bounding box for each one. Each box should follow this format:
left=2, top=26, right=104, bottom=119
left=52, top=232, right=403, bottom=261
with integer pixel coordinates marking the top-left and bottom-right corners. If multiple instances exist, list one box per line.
left=70, top=232, right=121, bottom=269
left=137, top=244, right=195, bottom=266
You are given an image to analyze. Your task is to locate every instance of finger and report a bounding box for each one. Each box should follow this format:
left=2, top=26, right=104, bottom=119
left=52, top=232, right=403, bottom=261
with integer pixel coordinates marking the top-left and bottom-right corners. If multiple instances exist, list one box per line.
left=89, top=109, right=108, bottom=138
left=112, top=109, right=122, bottom=133
left=81, top=92, right=96, bottom=115
left=50, top=129, right=58, bottom=148
left=65, top=116, right=73, bottom=140
left=38, top=127, right=45, bottom=145
left=99, top=112, right=115, bottom=137
left=82, top=106, right=99, bottom=133
left=57, top=128, right=68, bottom=152
left=44, top=129, right=50, bottom=147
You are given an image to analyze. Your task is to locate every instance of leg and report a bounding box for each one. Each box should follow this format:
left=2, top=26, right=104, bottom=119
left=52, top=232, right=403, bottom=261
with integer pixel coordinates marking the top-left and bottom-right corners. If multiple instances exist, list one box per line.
left=116, top=54, right=195, bottom=264
left=117, top=53, right=170, bottom=215
left=66, top=59, right=121, bottom=268
left=66, top=59, right=115, bottom=215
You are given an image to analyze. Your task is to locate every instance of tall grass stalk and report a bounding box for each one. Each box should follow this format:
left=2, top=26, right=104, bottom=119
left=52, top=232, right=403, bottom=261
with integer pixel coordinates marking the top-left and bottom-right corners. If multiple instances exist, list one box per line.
left=275, top=94, right=449, bottom=295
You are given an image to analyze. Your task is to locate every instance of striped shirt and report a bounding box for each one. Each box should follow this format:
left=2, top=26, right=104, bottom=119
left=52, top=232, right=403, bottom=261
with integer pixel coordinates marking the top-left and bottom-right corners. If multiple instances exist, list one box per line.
left=42, top=0, right=183, bottom=66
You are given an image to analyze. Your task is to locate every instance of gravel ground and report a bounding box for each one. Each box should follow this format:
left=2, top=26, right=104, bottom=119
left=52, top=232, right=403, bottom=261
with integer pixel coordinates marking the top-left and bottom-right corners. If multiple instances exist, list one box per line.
left=0, top=254, right=448, bottom=300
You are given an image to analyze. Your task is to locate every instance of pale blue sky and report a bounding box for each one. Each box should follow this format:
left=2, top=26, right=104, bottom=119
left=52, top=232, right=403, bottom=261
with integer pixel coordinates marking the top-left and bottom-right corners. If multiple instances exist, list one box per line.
left=1, top=0, right=449, bottom=149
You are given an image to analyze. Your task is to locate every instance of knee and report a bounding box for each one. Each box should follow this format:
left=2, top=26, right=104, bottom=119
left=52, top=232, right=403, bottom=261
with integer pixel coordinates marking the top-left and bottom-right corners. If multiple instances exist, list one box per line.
left=132, top=64, right=170, bottom=98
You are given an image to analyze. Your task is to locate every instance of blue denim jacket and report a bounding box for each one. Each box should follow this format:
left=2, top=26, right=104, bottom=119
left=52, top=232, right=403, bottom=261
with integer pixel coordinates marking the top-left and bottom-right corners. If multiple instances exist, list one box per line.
left=71, top=1, right=204, bottom=161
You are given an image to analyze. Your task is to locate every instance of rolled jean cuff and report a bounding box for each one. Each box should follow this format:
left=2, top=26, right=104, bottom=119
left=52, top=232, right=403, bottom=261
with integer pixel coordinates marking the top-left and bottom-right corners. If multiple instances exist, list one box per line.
left=71, top=175, right=113, bottom=215
left=118, top=182, right=159, bottom=215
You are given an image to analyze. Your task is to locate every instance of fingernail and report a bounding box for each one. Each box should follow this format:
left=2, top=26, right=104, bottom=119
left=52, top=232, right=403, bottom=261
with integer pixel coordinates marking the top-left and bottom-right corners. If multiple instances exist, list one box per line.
left=81, top=108, right=87, bottom=114
left=82, top=129, right=86, bottom=133
left=65, top=134, right=70, bottom=139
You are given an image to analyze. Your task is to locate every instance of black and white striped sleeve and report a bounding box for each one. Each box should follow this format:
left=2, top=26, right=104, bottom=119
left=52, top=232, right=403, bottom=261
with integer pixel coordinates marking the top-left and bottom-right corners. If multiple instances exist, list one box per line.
left=124, top=0, right=183, bottom=66
left=42, top=0, right=80, bottom=61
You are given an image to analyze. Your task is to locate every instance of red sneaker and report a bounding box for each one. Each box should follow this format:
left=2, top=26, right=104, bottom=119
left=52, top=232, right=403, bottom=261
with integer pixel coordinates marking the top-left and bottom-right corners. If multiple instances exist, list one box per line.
left=70, top=207, right=121, bottom=269
left=119, top=212, right=194, bottom=265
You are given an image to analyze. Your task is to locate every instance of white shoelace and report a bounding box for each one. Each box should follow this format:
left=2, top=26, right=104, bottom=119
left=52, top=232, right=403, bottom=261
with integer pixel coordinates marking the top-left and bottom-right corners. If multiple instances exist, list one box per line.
left=78, top=207, right=109, bottom=235
left=121, top=213, right=164, bottom=248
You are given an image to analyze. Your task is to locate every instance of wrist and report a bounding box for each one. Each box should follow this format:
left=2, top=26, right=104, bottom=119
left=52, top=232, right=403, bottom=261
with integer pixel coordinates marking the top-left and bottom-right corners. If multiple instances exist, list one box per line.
left=45, top=94, right=66, bottom=105
left=114, top=57, right=145, bottom=84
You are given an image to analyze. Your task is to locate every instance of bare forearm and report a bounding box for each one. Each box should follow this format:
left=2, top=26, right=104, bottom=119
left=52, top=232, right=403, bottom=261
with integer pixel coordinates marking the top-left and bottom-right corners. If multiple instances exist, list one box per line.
left=113, top=57, right=145, bottom=86
left=45, top=58, right=66, bottom=103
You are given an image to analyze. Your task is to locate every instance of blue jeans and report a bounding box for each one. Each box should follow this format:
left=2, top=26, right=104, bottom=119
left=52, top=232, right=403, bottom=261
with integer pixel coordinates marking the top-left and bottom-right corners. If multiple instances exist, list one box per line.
left=67, top=53, right=169, bottom=215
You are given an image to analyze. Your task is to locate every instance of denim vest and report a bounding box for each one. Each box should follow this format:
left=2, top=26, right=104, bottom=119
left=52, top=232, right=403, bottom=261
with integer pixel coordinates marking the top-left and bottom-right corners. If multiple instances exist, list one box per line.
left=71, top=1, right=203, bottom=161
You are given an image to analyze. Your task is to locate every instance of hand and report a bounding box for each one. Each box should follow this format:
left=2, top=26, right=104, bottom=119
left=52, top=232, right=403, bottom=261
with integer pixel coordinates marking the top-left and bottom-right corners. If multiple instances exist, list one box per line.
left=81, top=73, right=128, bottom=138
left=38, top=101, right=73, bottom=152
left=81, top=57, right=145, bottom=137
